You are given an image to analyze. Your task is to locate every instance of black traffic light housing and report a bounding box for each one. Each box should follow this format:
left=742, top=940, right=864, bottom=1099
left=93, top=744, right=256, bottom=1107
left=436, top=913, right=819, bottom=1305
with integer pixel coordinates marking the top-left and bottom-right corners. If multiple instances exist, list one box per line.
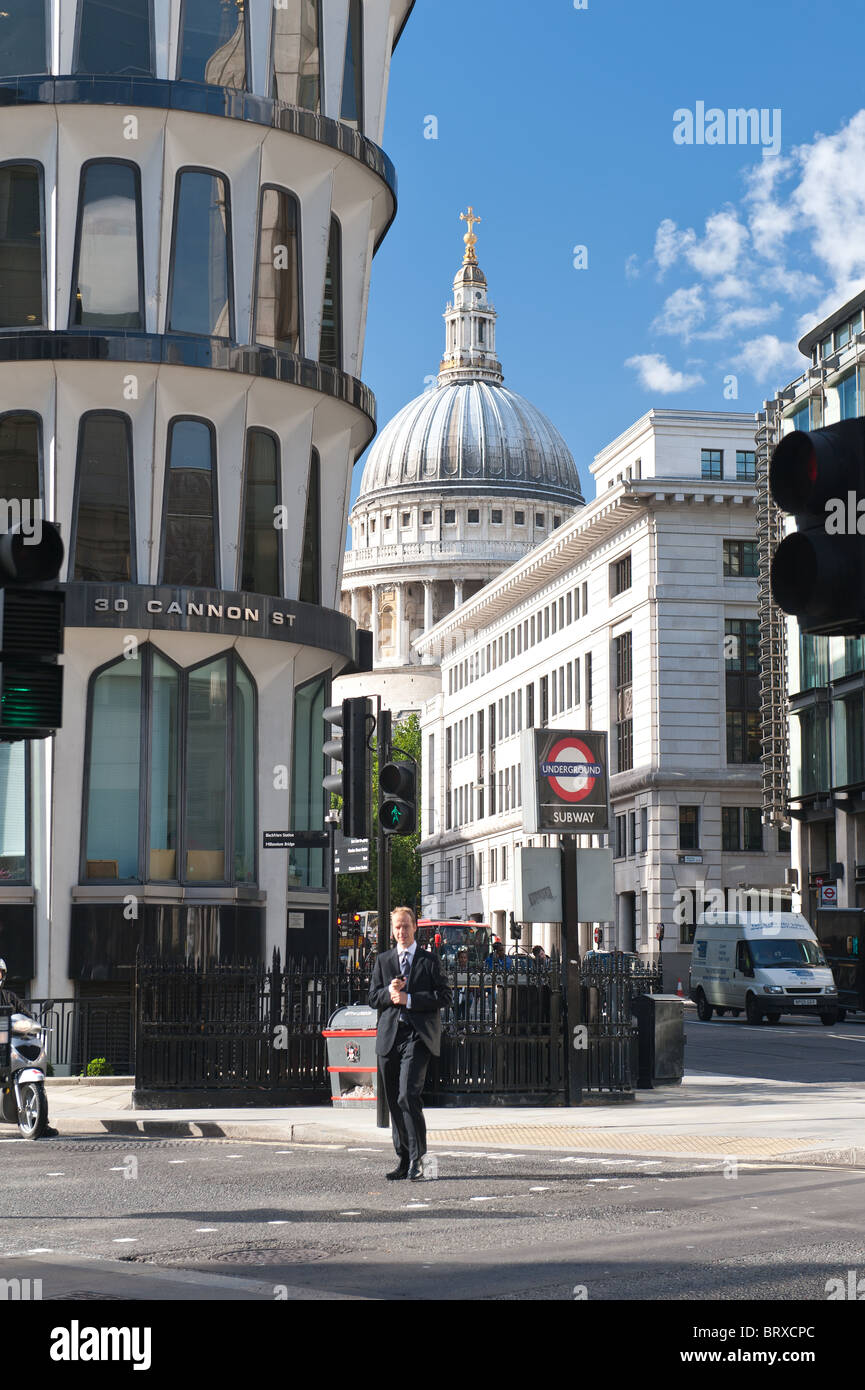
left=379, top=759, right=417, bottom=836
left=0, top=522, right=65, bottom=741
left=322, top=697, right=372, bottom=839
left=770, top=419, right=865, bottom=635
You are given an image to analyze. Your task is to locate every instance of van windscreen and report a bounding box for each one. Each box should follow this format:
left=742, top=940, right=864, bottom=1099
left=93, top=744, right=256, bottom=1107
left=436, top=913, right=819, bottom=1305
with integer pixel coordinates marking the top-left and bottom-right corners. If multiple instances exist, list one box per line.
left=749, top=939, right=826, bottom=968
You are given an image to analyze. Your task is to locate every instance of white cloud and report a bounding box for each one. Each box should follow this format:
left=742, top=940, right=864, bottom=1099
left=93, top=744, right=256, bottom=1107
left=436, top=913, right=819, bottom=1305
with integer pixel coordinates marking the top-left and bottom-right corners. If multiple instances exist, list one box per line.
left=625, top=253, right=641, bottom=280
left=732, top=335, right=801, bottom=383
left=625, top=354, right=705, bottom=393
left=697, top=302, right=782, bottom=340
left=654, top=218, right=695, bottom=274
left=651, top=285, right=706, bottom=339
left=686, top=211, right=748, bottom=278
left=793, top=111, right=865, bottom=284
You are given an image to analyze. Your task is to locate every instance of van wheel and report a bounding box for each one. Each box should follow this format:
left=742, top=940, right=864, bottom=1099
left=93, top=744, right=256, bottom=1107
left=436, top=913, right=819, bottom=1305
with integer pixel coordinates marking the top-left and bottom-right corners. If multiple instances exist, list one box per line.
left=837, top=1009, right=847, bottom=1022
left=765, top=1013, right=781, bottom=1024
left=745, top=994, right=763, bottom=1026
left=715, top=1008, right=727, bottom=1017
left=821, top=1013, right=838, bottom=1027
left=695, top=991, right=713, bottom=1021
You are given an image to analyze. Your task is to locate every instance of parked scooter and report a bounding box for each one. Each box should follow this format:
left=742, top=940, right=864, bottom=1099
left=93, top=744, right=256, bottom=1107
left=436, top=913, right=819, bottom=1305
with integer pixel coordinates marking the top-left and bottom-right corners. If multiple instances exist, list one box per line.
left=0, top=1003, right=53, bottom=1138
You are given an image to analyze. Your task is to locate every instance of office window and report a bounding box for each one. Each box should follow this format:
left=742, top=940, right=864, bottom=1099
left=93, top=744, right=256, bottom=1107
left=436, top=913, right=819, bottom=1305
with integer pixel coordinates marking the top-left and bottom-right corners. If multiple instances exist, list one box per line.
left=340, top=0, right=364, bottom=128
left=573, top=657, right=580, bottom=706
left=85, top=647, right=255, bottom=884
left=837, top=369, right=859, bottom=421
left=73, top=413, right=135, bottom=583
left=168, top=171, right=232, bottom=338
left=271, top=0, right=321, bottom=111
left=455, top=858, right=462, bottom=891
left=582, top=581, right=588, bottom=614
left=723, top=539, right=758, bottom=578
left=0, top=742, right=28, bottom=882
left=299, top=449, right=320, bottom=604
left=586, top=650, right=593, bottom=707
left=71, top=161, right=144, bottom=329
left=679, top=806, right=699, bottom=850
left=319, top=217, right=342, bottom=368
left=0, top=1, right=48, bottom=76
left=501, top=846, right=507, bottom=880
left=701, top=448, right=723, bottom=480
left=640, top=806, right=647, bottom=854
left=241, top=430, right=281, bottom=596
left=0, top=163, right=44, bottom=327
left=610, top=553, right=632, bottom=596
left=466, top=854, right=474, bottom=889
left=254, top=187, right=301, bottom=355
left=615, top=814, right=627, bottom=859
left=0, top=412, right=41, bottom=506
left=292, top=672, right=326, bottom=889
left=726, top=710, right=761, bottom=764
left=427, top=864, right=435, bottom=896
left=628, top=810, right=636, bottom=856
left=446, top=860, right=453, bottom=893
left=179, top=0, right=247, bottom=87
left=540, top=676, right=549, bottom=726
left=614, top=632, right=633, bottom=773
left=725, top=619, right=759, bottom=674
left=736, top=450, right=756, bottom=481
left=722, top=806, right=740, bottom=851
left=160, top=418, right=217, bottom=587
left=778, top=826, right=791, bottom=853
left=75, top=0, right=153, bottom=75
left=743, top=807, right=762, bottom=851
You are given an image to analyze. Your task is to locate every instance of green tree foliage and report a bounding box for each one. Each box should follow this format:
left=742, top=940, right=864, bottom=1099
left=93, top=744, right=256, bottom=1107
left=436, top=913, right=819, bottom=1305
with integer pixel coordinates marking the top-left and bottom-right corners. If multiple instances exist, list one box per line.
left=337, top=712, right=421, bottom=917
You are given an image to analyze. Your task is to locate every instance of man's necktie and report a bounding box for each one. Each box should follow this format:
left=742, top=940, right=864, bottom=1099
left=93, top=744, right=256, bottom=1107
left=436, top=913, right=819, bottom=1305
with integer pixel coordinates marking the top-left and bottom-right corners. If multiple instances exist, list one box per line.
left=399, top=952, right=410, bottom=1020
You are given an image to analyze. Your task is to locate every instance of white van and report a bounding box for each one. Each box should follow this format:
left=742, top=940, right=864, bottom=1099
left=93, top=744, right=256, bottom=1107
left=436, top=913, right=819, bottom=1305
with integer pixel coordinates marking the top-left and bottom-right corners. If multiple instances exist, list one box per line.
left=689, top=912, right=839, bottom=1026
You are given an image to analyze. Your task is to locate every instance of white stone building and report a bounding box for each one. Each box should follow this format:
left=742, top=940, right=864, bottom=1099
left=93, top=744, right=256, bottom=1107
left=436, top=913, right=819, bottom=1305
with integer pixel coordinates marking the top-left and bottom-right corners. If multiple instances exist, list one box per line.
left=417, top=410, right=790, bottom=987
left=338, top=211, right=584, bottom=709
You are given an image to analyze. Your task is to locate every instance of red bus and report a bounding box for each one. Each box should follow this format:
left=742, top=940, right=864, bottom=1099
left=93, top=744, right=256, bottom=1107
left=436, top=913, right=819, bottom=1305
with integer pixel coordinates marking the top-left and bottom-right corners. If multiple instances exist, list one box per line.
left=416, top=919, right=493, bottom=968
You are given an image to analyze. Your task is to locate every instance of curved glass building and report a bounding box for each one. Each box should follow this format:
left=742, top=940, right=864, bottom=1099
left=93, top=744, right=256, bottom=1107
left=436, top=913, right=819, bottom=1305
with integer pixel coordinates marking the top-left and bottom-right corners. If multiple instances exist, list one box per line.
left=0, top=0, right=414, bottom=1018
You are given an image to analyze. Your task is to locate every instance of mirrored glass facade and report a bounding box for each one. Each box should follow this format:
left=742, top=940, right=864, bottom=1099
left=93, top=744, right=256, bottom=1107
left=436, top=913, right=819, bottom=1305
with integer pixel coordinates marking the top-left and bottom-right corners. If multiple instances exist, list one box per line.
left=168, top=171, right=232, bottom=338
left=0, top=1, right=47, bottom=77
left=71, top=162, right=144, bottom=329
left=272, top=0, right=321, bottom=110
left=73, top=413, right=135, bottom=582
left=75, top=0, right=154, bottom=77
left=255, top=187, right=301, bottom=355
left=161, top=419, right=218, bottom=587
left=241, top=430, right=280, bottom=596
left=0, top=164, right=43, bottom=328
left=180, top=0, right=248, bottom=88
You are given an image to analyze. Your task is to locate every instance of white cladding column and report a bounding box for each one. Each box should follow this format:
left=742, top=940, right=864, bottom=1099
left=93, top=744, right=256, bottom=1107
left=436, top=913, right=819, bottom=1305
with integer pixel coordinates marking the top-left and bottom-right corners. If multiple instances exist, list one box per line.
left=350, top=588, right=360, bottom=625
left=423, top=580, right=434, bottom=631
left=454, top=579, right=464, bottom=607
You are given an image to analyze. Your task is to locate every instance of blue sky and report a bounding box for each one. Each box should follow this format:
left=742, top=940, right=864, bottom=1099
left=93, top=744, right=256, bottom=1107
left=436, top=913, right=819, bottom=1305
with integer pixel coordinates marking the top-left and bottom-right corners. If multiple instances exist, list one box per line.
left=357, top=0, right=865, bottom=505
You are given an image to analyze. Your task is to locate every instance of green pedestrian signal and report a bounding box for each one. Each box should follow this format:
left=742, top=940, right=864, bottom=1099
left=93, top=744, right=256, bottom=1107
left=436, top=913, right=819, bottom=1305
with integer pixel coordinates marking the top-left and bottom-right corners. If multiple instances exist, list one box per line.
left=379, top=759, right=417, bottom=837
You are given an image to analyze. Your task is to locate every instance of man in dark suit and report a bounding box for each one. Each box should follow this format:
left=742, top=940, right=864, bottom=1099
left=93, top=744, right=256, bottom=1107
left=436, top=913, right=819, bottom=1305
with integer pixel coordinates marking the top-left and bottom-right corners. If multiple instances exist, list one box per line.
left=368, top=907, right=452, bottom=1181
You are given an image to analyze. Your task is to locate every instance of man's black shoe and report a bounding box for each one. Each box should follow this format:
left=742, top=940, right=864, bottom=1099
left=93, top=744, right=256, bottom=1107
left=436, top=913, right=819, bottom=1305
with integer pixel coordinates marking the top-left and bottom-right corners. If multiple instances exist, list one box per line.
left=408, top=1159, right=424, bottom=1181
left=386, top=1162, right=409, bottom=1180
left=42, top=1126, right=58, bottom=1138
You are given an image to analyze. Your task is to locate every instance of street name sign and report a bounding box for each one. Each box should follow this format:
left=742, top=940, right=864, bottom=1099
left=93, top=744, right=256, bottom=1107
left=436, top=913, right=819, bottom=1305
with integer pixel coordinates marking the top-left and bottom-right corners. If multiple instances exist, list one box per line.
left=334, top=834, right=370, bottom=874
left=263, top=830, right=328, bottom=850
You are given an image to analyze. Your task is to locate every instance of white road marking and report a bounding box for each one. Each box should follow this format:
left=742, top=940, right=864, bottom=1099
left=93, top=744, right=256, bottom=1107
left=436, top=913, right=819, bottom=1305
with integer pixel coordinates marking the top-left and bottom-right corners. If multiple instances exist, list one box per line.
left=617, top=1185, right=636, bottom=1189
left=529, top=1186, right=550, bottom=1192
left=27, top=1248, right=53, bottom=1253
left=339, top=1211, right=362, bottom=1216
left=267, top=1220, right=289, bottom=1225
left=113, top=1237, right=138, bottom=1243
left=470, top=1195, right=497, bottom=1201
left=46, top=1172, right=64, bottom=1176
left=195, top=1227, right=218, bottom=1232
left=405, top=1203, right=430, bottom=1209
left=347, top=1148, right=379, bottom=1153
left=169, top=1160, right=186, bottom=1164
left=588, top=1178, right=612, bottom=1183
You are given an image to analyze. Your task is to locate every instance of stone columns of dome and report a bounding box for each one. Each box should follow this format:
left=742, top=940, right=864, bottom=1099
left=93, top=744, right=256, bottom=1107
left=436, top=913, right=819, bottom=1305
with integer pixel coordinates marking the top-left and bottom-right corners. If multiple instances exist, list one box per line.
left=370, top=585, right=380, bottom=661
left=423, top=580, right=434, bottom=632
left=454, top=579, right=464, bottom=607
left=350, top=589, right=360, bottom=625
left=395, top=584, right=408, bottom=665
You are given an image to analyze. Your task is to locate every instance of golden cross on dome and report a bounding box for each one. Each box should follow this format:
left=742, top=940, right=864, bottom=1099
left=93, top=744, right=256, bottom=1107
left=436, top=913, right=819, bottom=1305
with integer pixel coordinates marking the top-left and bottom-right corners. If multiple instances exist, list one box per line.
left=460, top=206, right=481, bottom=263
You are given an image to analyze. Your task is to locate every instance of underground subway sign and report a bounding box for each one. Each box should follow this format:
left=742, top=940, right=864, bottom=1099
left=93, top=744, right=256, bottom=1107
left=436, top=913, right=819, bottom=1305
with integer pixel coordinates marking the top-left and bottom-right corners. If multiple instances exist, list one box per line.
left=520, top=728, right=610, bottom=833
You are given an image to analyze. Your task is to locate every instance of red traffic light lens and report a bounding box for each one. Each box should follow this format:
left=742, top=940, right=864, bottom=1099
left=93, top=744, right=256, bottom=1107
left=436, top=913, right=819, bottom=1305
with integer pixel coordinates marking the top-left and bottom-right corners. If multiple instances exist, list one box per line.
left=769, top=431, right=818, bottom=512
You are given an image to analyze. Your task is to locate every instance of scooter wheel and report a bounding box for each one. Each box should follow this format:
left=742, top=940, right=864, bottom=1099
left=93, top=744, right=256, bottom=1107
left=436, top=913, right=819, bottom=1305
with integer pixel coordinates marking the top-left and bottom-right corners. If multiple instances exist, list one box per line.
left=17, top=1081, right=48, bottom=1139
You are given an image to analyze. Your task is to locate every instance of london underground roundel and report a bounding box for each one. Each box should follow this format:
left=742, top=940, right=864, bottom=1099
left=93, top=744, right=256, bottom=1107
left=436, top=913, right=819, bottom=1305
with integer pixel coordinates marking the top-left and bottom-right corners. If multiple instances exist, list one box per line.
left=541, top=737, right=603, bottom=803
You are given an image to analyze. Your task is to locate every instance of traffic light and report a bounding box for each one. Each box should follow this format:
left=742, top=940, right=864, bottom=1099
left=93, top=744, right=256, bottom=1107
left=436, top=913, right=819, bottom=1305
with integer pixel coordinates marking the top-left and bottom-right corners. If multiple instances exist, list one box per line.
left=379, top=759, right=417, bottom=836
left=770, top=419, right=865, bottom=634
left=0, top=523, right=64, bottom=741
left=322, top=697, right=372, bottom=838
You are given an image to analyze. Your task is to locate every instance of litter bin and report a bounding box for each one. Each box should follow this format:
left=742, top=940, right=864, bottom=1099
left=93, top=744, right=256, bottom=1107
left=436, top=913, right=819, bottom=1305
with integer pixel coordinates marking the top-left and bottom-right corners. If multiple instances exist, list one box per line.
left=323, top=1004, right=379, bottom=1108
left=631, top=994, right=685, bottom=1089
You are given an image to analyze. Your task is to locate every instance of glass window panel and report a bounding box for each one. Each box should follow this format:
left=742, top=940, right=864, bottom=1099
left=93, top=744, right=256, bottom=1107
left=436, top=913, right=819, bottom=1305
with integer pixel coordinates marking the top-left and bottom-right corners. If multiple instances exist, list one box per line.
left=149, top=654, right=179, bottom=880
left=319, top=218, right=342, bottom=368
left=184, top=659, right=228, bottom=880
left=0, top=1, right=48, bottom=76
left=0, top=413, right=40, bottom=502
left=169, top=171, right=232, bottom=338
left=0, top=164, right=43, bottom=327
left=255, top=187, right=301, bottom=355
left=241, top=430, right=280, bottom=596
left=85, top=660, right=142, bottom=879
left=340, top=0, right=363, bottom=127
left=743, top=807, right=763, bottom=851
left=837, top=369, right=859, bottom=421
left=76, top=0, right=153, bottom=76
left=272, top=0, right=320, bottom=110
left=71, top=162, right=143, bottom=329
left=161, top=419, right=217, bottom=587
left=233, top=663, right=255, bottom=883
left=796, top=706, right=830, bottom=795
left=74, top=414, right=134, bottom=582
left=180, top=0, right=247, bottom=87
left=291, top=674, right=327, bottom=889
left=0, top=742, right=27, bottom=881
left=299, top=448, right=320, bottom=603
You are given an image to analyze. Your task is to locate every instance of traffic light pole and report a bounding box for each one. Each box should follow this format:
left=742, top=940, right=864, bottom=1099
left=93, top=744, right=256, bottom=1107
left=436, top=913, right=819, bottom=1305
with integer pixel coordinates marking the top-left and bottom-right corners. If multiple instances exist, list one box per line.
left=376, top=703, right=391, bottom=1131
left=326, top=810, right=339, bottom=971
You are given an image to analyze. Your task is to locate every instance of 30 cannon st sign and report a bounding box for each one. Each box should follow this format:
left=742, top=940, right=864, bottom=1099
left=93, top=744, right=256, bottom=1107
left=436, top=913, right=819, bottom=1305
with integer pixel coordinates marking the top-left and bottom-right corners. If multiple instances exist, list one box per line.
left=520, top=728, right=610, bottom=834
